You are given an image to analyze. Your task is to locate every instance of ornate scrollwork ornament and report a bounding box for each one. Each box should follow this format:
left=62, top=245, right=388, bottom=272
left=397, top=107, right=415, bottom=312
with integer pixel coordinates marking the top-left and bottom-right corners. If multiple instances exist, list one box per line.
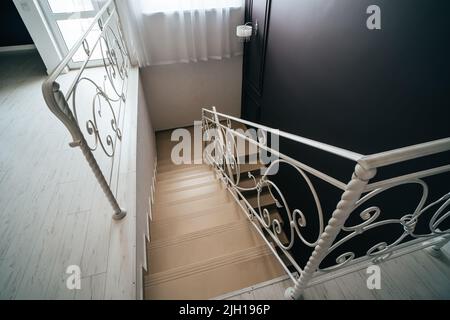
left=82, top=39, right=91, bottom=56
left=98, top=19, right=104, bottom=31
left=230, top=159, right=325, bottom=253
left=319, top=180, right=449, bottom=273
left=71, top=76, right=122, bottom=158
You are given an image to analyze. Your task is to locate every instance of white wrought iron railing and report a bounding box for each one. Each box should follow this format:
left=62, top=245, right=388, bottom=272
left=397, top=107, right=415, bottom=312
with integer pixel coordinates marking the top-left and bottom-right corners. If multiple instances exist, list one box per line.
left=202, top=107, right=450, bottom=300
left=42, top=0, right=130, bottom=220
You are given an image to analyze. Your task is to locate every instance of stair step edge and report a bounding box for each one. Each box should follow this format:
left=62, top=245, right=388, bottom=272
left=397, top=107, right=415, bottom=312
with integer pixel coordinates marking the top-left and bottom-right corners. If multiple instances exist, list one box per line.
left=158, top=165, right=210, bottom=175
left=155, top=187, right=224, bottom=206
left=156, top=170, right=215, bottom=184
left=154, top=192, right=231, bottom=211
left=157, top=158, right=204, bottom=167
left=153, top=198, right=234, bottom=221
left=145, top=245, right=273, bottom=286
left=157, top=167, right=212, bottom=179
left=155, top=177, right=217, bottom=193
left=148, top=220, right=251, bottom=250
left=151, top=202, right=240, bottom=226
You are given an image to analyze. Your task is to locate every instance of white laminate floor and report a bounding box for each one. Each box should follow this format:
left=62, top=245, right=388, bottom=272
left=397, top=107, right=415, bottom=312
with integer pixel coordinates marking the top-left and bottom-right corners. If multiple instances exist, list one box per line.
left=0, top=50, right=137, bottom=300
left=220, top=236, right=450, bottom=300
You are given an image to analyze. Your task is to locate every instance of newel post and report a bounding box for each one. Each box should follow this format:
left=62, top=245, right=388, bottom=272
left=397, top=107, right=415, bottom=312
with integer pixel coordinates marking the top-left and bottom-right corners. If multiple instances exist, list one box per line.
left=42, top=81, right=126, bottom=220
left=285, top=164, right=377, bottom=300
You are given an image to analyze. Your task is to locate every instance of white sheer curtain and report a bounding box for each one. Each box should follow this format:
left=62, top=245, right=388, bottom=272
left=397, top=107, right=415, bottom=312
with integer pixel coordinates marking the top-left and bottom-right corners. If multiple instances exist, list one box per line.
left=116, top=0, right=244, bottom=67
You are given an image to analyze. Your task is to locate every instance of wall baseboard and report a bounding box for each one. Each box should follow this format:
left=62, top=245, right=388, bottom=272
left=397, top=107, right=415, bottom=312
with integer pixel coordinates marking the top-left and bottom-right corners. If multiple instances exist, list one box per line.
left=0, top=44, right=36, bottom=53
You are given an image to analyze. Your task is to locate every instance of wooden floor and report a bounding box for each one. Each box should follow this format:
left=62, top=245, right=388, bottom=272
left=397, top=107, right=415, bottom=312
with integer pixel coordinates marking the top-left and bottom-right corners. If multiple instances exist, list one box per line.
left=0, top=50, right=139, bottom=299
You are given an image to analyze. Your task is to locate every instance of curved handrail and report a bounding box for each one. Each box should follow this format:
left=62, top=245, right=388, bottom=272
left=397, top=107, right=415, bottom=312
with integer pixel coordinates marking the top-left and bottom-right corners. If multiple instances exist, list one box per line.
left=203, top=108, right=364, bottom=161
left=202, top=107, right=450, bottom=300
left=41, top=0, right=128, bottom=220
left=359, top=137, right=450, bottom=170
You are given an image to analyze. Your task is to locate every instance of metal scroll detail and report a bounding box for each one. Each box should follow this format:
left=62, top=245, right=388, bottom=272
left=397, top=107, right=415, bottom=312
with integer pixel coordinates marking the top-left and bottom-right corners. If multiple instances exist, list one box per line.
left=72, top=76, right=123, bottom=157
left=320, top=181, right=450, bottom=272
left=202, top=108, right=450, bottom=300
left=42, top=0, right=129, bottom=219
left=71, top=15, right=129, bottom=158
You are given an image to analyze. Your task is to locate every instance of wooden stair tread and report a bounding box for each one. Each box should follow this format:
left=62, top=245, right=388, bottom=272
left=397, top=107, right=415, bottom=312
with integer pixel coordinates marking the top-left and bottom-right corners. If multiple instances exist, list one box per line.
left=157, top=163, right=207, bottom=173
left=144, top=245, right=285, bottom=300
left=155, top=183, right=224, bottom=206
left=235, top=176, right=257, bottom=189
left=267, top=208, right=285, bottom=226
left=246, top=193, right=278, bottom=209
left=157, top=170, right=214, bottom=185
left=149, top=220, right=251, bottom=250
left=153, top=192, right=232, bottom=220
left=152, top=202, right=238, bottom=223
left=233, top=163, right=266, bottom=176
left=228, top=120, right=248, bottom=131
left=156, top=174, right=216, bottom=192
left=157, top=156, right=203, bottom=166
left=251, top=209, right=290, bottom=247
left=150, top=203, right=242, bottom=241
left=148, top=221, right=266, bottom=273
left=236, top=152, right=260, bottom=164
left=157, top=166, right=212, bottom=181
left=146, top=245, right=270, bottom=284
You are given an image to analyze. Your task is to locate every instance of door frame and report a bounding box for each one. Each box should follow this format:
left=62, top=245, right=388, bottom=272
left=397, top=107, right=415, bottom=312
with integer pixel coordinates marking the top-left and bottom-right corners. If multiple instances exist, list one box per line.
left=37, top=0, right=104, bottom=69
left=241, top=0, right=272, bottom=122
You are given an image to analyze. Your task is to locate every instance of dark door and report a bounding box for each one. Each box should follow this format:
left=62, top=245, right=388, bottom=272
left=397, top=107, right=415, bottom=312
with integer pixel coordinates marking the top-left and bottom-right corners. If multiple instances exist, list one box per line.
left=241, top=0, right=271, bottom=122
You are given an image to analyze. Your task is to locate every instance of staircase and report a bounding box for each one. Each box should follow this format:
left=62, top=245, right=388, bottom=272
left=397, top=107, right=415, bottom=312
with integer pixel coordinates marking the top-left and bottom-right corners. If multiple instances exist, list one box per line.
left=144, top=125, right=285, bottom=300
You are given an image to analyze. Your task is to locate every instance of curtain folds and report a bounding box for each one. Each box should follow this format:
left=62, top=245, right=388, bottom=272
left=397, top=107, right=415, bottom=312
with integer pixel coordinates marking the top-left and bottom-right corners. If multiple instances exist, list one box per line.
left=116, top=0, right=244, bottom=67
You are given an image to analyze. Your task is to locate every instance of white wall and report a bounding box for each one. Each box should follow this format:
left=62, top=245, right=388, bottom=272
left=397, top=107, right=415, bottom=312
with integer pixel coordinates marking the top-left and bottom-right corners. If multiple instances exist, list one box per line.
left=140, top=56, right=243, bottom=131
left=135, top=71, right=157, bottom=299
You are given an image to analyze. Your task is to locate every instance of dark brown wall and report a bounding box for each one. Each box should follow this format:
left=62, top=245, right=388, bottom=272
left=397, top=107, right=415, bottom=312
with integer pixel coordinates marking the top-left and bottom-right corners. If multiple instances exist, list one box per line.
left=242, top=0, right=450, bottom=268
left=0, top=1, right=33, bottom=47
left=259, top=0, right=450, bottom=154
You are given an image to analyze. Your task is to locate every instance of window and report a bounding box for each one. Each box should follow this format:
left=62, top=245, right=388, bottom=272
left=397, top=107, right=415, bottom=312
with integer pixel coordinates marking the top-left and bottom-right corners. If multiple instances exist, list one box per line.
left=47, top=0, right=94, bottom=13
left=38, top=0, right=105, bottom=68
